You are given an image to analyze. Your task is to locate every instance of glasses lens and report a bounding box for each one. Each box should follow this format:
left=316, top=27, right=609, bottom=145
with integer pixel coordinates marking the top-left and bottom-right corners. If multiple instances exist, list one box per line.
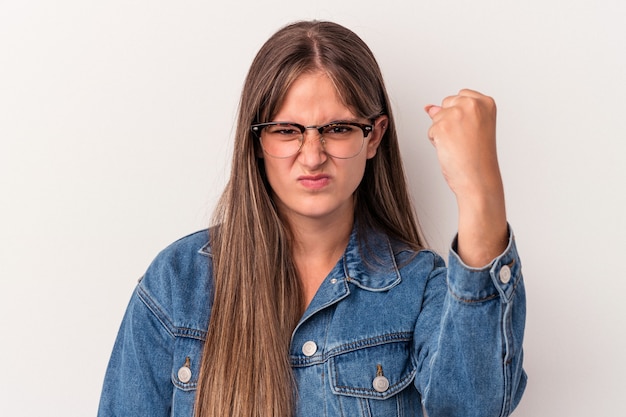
left=320, top=123, right=365, bottom=158
left=260, top=124, right=303, bottom=158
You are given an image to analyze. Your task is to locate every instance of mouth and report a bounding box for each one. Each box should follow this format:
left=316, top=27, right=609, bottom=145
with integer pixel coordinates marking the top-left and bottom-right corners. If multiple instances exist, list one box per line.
left=298, top=174, right=331, bottom=190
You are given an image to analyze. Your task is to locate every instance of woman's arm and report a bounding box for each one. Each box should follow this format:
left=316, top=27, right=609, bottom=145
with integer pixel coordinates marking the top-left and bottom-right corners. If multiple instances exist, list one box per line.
left=413, top=91, right=526, bottom=416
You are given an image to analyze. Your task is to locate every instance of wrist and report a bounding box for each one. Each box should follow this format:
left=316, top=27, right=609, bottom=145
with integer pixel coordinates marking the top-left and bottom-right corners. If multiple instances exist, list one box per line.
left=456, top=189, right=508, bottom=267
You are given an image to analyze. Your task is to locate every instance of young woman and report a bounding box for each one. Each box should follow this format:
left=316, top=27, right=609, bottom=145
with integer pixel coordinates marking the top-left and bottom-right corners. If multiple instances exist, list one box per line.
left=98, top=20, right=526, bottom=417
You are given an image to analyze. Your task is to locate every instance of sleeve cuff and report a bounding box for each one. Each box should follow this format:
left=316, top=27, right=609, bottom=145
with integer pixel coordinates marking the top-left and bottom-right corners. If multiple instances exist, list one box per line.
left=447, top=224, right=522, bottom=303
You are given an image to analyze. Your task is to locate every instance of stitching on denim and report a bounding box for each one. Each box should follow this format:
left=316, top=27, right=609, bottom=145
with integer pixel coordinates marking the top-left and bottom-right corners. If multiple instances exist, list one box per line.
left=447, top=266, right=523, bottom=304
left=321, top=356, right=328, bottom=417
left=499, top=301, right=514, bottom=416
left=290, top=332, right=413, bottom=367
left=291, top=355, right=327, bottom=367
left=360, top=396, right=371, bottom=417
left=395, top=391, right=402, bottom=417
left=337, top=385, right=346, bottom=416
left=333, top=364, right=417, bottom=400
left=447, top=289, right=499, bottom=304
left=136, top=285, right=176, bottom=338
left=136, top=285, right=209, bottom=342
left=171, top=374, right=198, bottom=391
left=328, top=332, right=413, bottom=356
left=174, top=327, right=207, bottom=341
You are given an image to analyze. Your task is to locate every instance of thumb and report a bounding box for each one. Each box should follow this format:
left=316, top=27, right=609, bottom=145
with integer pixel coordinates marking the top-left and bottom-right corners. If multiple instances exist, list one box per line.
left=424, top=105, right=442, bottom=118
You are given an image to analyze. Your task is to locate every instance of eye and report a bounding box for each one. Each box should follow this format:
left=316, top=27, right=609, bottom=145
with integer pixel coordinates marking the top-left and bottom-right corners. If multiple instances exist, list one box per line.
left=323, top=124, right=355, bottom=135
left=266, top=125, right=301, bottom=136
left=277, top=128, right=299, bottom=135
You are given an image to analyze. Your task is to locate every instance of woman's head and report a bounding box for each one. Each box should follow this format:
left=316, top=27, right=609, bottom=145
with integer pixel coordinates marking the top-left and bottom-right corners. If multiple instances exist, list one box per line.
left=229, top=20, right=420, bottom=246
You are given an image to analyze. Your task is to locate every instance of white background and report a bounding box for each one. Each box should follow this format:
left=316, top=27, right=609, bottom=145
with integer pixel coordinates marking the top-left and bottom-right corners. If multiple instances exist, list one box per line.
left=1, top=1, right=625, bottom=415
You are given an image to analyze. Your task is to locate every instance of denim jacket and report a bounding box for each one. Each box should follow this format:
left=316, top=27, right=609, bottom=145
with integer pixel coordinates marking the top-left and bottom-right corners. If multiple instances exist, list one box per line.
left=98, top=225, right=526, bottom=417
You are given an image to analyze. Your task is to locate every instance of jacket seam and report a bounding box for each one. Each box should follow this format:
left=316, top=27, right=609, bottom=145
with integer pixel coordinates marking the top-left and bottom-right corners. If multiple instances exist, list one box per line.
left=136, top=284, right=176, bottom=339
left=333, top=367, right=417, bottom=399
left=499, top=300, right=515, bottom=416
left=174, top=327, right=207, bottom=341
left=446, top=270, right=522, bottom=304
left=328, top=332, right=413, bottom=356
left=136, top=284, right=209, bottom=342
left=447, top=290, right=500, bottom=304
left=291, top=332, right=413, bottom=367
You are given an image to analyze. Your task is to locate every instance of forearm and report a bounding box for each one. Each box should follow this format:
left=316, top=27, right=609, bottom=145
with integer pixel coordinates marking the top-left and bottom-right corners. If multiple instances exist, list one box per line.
left=456, top=178, right=508, bottom=267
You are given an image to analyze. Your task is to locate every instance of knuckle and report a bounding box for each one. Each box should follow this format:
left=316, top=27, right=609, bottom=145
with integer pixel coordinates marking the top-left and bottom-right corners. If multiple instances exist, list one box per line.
left=442, top=94, right=456, bottom=106
left=449, top=106, right=464, bottom=119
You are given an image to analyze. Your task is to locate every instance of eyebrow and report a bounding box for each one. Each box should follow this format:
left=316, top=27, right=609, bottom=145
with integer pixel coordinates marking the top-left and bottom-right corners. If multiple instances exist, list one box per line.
left=270, top=118, right=365, bottom=125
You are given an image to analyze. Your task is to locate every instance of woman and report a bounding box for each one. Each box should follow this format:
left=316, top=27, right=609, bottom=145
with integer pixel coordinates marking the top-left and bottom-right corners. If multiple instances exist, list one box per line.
left=98, top=20, right=526, bottom=417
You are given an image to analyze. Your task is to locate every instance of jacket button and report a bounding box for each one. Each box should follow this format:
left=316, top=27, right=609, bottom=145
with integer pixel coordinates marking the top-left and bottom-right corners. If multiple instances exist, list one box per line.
left=373, top=375, right=389, bottom=392
left=177, top=366, right=192, bottom=383
left=177, top=357, right=192, bottom=383
left=499, top=265, right=512, bottom=284
left=302, top=341, right=317, bottom=357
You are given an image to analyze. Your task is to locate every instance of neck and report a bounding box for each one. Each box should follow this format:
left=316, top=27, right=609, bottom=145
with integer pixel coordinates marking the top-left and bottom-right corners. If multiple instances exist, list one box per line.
left=293, top=214, right=352, bottom=254
left=284, top=211, right=354, bottom=312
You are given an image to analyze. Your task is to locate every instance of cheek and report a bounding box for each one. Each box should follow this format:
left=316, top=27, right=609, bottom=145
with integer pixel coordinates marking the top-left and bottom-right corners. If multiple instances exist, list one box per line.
left=341, top=158, right=368, bottom=190
left=262, top=159, right=290, bottom=191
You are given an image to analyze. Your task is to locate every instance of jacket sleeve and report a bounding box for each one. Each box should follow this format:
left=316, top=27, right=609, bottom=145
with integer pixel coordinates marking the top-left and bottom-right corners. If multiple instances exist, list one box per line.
left=98, top=282, right=175, bottom=417
left=413, top=226, right=527, bottom=417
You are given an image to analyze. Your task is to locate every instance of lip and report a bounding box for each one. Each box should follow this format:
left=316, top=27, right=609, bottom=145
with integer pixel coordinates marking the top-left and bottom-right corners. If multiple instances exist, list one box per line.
left=298, top=174, right=331, bottom=190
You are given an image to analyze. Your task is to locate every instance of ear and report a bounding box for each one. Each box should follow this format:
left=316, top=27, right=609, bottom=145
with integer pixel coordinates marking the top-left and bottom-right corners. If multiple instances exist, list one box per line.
left=366, top=115, right=388, bottom=159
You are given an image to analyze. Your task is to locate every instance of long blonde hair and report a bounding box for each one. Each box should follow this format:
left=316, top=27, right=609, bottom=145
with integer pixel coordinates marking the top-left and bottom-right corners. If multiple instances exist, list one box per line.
left=194, top=20, right=424, bottom=417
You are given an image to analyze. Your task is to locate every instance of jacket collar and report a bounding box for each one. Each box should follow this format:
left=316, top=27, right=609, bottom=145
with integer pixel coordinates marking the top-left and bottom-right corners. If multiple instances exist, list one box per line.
left=341, top=225, right=401, bottom=292
left=198, top=223, right=403, bottom=292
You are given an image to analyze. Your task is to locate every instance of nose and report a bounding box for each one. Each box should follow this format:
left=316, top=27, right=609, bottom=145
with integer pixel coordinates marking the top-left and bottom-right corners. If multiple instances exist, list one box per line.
left=298, top=129, right=327, bottom=167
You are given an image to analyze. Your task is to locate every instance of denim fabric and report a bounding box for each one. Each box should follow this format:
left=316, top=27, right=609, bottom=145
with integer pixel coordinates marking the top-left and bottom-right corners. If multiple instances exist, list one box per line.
left=98, top=226, right=526, bottom=417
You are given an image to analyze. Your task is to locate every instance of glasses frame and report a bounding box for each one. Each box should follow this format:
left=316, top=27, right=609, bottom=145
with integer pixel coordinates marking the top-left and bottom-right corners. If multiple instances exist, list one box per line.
left=250, top=121, right=373, bottom=159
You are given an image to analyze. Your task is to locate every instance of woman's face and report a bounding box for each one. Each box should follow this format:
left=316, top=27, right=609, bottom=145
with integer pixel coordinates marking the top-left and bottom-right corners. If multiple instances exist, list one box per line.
left=260, top=71, right=386, bottom=226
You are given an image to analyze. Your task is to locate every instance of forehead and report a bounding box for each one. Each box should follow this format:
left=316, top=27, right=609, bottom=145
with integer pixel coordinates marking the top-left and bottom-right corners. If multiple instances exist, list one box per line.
left=272, top=72, right=356, bottom=122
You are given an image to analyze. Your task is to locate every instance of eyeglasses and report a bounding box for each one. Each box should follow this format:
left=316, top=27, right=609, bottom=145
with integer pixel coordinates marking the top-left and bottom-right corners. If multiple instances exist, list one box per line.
left=250, top=121, right=373, bottom=159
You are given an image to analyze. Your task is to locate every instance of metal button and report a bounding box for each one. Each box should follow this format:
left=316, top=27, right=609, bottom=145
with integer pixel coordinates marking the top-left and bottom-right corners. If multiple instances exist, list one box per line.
left=302, top=341, right=317, bottom=357
left=499, top=265, right=512, bottom=284
left=373, top=363, right=389, bottom=392
left=373, top=375, right=390, bottom=392
left=178, top=366, right=192, bottom=383
left=177, top=357, right=192, bottom=383
left=330, top=278, right=338, bottom=284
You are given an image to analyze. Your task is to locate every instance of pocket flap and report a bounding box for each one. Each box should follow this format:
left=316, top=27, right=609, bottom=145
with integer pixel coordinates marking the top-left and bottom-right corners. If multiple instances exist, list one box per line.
left=329, top=340, right=415, bottom=400
left=171, top=336, right=203, bottom=391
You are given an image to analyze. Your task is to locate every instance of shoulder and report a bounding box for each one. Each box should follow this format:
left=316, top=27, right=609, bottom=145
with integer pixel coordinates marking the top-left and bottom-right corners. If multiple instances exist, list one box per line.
left=396, top=247, right=446, bottom=278
left=143, top=229, right=213, bottom=287
left=137, top=229, right=214, bottom=335
left=153, top=229, right=212, bottom=262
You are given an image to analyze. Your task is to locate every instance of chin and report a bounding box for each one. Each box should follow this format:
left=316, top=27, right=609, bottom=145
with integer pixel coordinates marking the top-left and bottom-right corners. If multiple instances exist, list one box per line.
left=293, top=201, right=354, bottom=222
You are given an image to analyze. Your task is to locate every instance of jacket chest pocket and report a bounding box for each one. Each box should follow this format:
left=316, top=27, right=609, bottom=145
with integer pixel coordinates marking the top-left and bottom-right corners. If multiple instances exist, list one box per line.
left=328, top=339, right=419, bottom=416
